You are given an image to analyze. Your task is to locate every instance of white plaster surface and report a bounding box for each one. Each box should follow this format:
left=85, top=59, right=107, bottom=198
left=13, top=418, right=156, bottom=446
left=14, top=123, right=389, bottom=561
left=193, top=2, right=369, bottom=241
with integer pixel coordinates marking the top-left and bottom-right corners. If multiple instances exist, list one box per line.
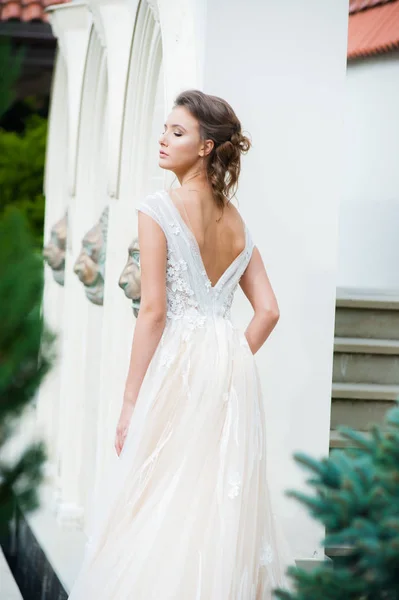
left=202, top=0, right=349, bottom=558
left=338, top=51, right=399, bottom=290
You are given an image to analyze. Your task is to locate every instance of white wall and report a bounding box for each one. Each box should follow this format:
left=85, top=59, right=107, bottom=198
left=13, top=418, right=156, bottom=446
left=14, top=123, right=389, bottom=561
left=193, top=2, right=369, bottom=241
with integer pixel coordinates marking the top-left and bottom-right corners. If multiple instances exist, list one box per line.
left=203, top=0, right=349, bottom=559
left=338, top=51, right=399, bottom=290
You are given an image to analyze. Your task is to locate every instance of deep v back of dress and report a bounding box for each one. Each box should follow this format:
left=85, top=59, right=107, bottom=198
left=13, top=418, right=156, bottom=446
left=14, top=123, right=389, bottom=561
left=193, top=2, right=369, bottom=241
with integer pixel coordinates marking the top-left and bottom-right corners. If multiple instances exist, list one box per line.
left=67, top=190, right=295, bottom=600
left=166, top=189, right=249, bottom=289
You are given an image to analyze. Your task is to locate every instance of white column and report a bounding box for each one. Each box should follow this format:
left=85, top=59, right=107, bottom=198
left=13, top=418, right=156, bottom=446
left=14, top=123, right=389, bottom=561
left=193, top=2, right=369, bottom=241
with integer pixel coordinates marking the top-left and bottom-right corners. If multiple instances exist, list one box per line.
left=87, top=0, right=138, bottom=198
left=202, top=0, right=349, bottom=559
left=82, top=0, right=138, bottom=498
left=92, top=0, right=164, bottom=497
left=75, top=35, right=109, bottom=519
left=46, top=2, right=93, bottom=528
left=157, top=0, right=207, bottom=108
left=36, top=52, right=68, bottom=485
left=48, top=2, right=92, bottom=196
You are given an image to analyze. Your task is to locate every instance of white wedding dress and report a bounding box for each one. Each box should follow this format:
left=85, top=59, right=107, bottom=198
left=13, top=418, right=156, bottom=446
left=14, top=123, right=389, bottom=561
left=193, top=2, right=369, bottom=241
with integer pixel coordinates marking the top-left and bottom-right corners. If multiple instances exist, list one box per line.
left=67, top=189, right=294, bottom=599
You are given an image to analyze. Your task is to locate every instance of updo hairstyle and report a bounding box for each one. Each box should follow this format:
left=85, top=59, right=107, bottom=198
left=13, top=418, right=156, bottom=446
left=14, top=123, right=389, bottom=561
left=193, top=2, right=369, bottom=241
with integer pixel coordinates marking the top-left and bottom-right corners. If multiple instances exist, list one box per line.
left=173, top=89, right=252, bottom=209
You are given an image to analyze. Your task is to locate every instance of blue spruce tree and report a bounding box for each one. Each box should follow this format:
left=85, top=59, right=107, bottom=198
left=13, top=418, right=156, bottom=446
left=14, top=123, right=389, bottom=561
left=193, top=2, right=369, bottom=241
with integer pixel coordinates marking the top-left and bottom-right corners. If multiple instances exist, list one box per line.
left=274, top=404, right=399, bottom=599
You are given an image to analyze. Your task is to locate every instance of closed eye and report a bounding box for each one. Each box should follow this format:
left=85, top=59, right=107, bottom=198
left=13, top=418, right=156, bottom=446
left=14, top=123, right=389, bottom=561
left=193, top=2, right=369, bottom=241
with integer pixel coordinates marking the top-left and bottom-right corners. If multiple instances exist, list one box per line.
left=161, top=130, right=182, bottom=137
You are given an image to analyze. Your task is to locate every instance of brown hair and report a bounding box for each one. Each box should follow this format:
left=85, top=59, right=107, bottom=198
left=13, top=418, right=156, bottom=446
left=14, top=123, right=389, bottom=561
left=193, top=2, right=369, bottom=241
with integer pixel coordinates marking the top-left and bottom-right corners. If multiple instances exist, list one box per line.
left=173, top=89, right=251, bottom=209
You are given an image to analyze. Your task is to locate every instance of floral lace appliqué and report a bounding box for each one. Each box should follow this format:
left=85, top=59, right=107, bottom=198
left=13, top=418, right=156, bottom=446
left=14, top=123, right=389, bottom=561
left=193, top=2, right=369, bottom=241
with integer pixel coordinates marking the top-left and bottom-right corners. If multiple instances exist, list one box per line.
left=221, top=283, right=238, bottom=319
left=259, top=539, right=273, bottom=566
left=160, top=350, right=174, bottom=368
left=165, top=248, right=207, bottom=331
left=227, top=469, right=242, bottom=499
left=169, top=220, right=181, bottom=235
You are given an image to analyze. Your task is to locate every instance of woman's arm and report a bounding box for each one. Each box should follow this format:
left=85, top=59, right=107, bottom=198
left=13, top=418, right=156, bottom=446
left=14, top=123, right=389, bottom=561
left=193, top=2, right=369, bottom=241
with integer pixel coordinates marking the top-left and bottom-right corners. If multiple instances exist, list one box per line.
left=239, top=247, right=280, bottom=355
left=115, top=211, right=167, bottom=455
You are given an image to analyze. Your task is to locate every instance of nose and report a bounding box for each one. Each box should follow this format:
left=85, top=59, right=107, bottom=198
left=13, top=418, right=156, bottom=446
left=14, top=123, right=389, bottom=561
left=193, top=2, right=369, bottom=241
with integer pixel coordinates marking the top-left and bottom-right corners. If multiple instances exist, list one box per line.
left=118, top=272, right=128, bottom=288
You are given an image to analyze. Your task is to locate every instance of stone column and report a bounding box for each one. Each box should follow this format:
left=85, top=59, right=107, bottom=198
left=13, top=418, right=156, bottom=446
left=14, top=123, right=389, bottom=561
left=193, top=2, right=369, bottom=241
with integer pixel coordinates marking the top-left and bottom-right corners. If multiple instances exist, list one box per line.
left=46, top=2, right=93, bottom=528
left=201, top=0, right=349, bottom=560
left=82, top=0, right=140, bottom=499
left=36, top=52, right=68, bottom=486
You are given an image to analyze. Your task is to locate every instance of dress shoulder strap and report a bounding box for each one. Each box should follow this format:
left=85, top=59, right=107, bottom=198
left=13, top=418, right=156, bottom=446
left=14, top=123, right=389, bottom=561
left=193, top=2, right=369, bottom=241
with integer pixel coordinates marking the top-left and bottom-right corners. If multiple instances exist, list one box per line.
left=135, top=191, right=167, bottom=235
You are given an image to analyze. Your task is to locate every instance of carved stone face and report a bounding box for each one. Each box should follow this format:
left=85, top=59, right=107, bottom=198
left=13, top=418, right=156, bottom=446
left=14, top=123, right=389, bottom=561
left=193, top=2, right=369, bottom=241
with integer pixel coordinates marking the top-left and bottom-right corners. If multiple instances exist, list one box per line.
left=74, top=207, right=108, bottom=306
left=119, top=236, right=141, bottom=317
left=43, top=212, right=68, bottom=286
left=74, top=229, right=102, bottom=285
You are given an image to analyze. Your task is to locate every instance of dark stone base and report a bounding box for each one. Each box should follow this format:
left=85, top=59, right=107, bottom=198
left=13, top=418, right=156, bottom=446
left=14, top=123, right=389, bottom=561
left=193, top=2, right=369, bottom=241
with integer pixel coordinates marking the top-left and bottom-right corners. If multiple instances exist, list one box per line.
left=0, top=500, right=67, bottom=600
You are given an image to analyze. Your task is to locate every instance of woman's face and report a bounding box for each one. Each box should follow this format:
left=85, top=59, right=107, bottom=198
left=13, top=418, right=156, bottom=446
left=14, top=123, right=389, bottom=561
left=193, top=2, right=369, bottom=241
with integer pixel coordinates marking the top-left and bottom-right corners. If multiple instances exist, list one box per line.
left=158, top=106, right=213, bottom=175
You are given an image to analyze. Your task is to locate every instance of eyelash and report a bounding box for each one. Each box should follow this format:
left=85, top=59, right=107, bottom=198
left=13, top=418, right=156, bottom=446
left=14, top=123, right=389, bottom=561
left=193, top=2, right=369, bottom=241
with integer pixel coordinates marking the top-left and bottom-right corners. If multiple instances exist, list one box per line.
left=161, top=131, right=182, bottom=137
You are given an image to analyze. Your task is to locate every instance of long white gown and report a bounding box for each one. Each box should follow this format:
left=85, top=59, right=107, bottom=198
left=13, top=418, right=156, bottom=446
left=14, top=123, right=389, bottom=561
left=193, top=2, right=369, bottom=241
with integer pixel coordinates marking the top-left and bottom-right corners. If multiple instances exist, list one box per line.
left=67, top=189, right=294, bottom=599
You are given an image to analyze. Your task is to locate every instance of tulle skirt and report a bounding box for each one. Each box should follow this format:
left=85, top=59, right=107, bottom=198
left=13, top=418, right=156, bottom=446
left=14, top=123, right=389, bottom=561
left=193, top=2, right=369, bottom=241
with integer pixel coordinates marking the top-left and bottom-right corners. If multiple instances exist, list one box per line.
left=67, top=316, right=294, bottom=599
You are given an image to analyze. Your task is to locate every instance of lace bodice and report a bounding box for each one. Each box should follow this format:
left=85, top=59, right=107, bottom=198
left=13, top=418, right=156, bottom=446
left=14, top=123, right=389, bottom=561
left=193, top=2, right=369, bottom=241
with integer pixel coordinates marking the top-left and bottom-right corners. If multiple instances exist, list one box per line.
left=136, top=190, right=254, bottom=329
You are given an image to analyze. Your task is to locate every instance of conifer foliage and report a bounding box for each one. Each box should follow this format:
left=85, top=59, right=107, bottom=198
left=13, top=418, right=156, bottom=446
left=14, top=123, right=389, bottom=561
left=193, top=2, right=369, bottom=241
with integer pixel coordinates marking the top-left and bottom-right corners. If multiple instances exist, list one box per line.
left=0, top=36, right=54, bottom=536
left=0, top=38, right=47, bottom=250
left=274, top=404, right=399, bottom=599
left=0, top=209, right=55, bottom=535
left=0, top=39, right=24, bottom=119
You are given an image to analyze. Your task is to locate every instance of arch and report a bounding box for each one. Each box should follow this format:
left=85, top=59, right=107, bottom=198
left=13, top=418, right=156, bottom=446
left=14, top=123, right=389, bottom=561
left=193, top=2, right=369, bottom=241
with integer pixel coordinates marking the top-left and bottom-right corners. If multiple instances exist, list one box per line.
left=73, top=22, right=109, bottom=522
left=120, top=0, right=164, bottom=200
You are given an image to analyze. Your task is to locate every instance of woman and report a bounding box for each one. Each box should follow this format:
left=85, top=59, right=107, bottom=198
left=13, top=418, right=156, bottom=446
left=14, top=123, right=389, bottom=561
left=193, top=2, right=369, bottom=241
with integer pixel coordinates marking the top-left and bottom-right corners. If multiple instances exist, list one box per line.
left=68, top=89, right=294, bottom=599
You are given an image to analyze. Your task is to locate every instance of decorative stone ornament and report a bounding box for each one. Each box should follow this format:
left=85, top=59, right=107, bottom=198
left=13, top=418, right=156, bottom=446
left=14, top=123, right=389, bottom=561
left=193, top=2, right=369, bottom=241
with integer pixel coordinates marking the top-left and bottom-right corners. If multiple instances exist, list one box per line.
left=118, top=236, right=141, bottom=317
left=74, top=207, right=109, bottom=305
left=43, top=211, right=68, bottom=286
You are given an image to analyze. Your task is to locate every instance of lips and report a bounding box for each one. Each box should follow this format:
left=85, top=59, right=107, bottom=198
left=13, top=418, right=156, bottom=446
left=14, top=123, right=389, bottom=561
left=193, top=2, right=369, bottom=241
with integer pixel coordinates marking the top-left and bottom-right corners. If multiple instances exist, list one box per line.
left=159, top=151, right=168, bottom=156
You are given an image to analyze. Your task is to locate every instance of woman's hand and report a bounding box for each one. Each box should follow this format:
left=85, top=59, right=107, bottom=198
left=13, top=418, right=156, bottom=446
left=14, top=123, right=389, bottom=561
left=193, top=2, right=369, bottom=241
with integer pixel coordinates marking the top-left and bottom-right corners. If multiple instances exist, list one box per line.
left=114, top=402, right=135, bottom=456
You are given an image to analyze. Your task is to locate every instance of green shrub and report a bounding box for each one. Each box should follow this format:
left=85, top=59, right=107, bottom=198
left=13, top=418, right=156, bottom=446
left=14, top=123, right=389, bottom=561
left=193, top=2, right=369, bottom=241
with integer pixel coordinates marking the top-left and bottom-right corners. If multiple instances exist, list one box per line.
left=0, top=38, right=24, bottom=120
left=275, top=404, right=399, bottom=599
left=0, top=115, right=47, bottom=249
left=0, top=208, right=55, bottom=534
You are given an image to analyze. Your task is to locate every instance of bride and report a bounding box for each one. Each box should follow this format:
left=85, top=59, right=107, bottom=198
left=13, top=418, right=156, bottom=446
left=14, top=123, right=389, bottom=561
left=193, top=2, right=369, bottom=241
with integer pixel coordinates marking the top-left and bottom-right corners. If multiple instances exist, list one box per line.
left=68, top=89, right=294, bottom=599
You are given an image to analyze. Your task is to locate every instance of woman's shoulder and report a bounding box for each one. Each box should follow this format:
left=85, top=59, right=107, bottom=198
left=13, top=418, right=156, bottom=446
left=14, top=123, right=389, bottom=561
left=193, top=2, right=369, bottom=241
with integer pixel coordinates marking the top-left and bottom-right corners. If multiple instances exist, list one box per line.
left=135, top=190, right=169, bottom=231
left=225, top=201, right=256, bottom=254
left=137, top=189, right=166, bottom=207
left=136, top=189, right=169, bottom=214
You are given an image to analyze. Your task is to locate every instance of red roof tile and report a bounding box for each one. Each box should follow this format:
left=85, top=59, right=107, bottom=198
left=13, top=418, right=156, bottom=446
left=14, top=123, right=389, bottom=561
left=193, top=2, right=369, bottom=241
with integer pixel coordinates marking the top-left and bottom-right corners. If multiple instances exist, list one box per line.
left=0, top=0, right=70, bottom=23
left=349, top=0, right=395, bottom=14
left=348, top=0, right=399, bottom=59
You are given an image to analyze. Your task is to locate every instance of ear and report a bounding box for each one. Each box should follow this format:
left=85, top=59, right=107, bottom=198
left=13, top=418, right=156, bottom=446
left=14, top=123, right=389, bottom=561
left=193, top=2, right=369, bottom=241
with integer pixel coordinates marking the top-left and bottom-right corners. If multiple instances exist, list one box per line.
left=200, top=139, right=214, bottom=158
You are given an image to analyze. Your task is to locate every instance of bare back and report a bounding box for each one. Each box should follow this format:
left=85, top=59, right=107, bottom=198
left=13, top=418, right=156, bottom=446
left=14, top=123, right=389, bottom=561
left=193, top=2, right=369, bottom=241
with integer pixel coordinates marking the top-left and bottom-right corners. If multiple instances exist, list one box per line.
left=169, top=188, right=246, bottom=289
